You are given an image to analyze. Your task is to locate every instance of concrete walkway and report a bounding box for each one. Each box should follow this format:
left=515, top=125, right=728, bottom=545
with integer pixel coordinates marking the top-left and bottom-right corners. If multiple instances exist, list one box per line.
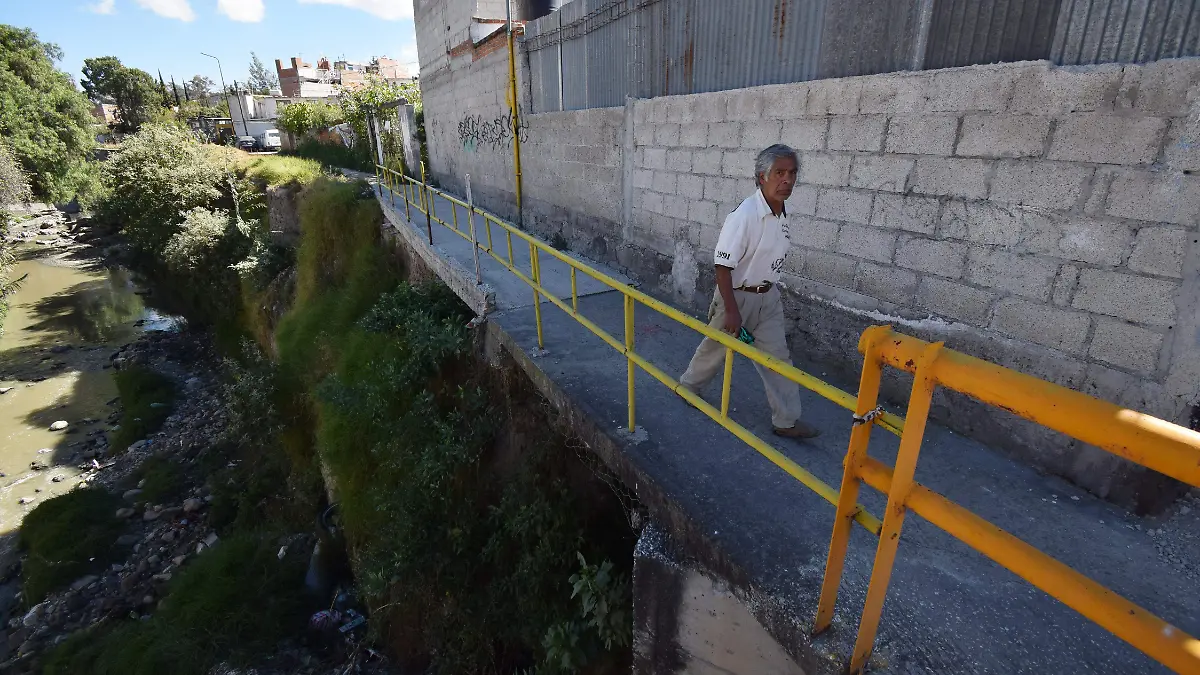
left=371, top=179, right=1200, bottom=674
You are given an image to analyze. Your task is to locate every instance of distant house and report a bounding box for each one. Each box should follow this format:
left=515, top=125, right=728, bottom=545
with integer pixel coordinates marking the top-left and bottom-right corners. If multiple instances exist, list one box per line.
left=91, top=103, right=119, bottom=126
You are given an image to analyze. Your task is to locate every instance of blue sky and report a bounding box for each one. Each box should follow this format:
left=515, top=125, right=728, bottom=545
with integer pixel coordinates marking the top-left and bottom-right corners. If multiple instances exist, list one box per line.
left=2, top=0, right=419, bottom=92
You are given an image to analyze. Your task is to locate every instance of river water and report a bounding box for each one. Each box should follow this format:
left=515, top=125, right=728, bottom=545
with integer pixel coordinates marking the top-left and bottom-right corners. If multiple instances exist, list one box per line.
left=0, top=235, right=173, bottom=563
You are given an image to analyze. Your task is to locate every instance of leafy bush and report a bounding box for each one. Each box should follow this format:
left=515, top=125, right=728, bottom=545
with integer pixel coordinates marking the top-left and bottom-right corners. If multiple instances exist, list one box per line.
left=112, top=366, right=177, bottom=452
left=97, top=123, right=223, bottom=255
left=0, top=140, right=31, bottom=206
left=163, top=207, right=230, bottom=273
left=20, top=489, right=124, bottom=604
left=276, top=100, right=343, bottom=136
left=43, top=533, right=310, bottom=675
left=238, top=154, right=324, bottom=187
left=286, top=138, right=373, bottom=172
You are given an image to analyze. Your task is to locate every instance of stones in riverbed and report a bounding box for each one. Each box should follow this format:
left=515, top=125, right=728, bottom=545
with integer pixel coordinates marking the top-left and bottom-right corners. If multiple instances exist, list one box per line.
left=143, top=509, right=161, bottom=522
left=0, top=387, right=11, bottom=394
left=51, top=475, right=65, bottom=483
left=116, top=534, right=139, bottom=546
left=18, top=497, right=35, bottom=505
left=122, top=489, right=143, bottom=501
left=49, top=420, right=68, bottom=431
left=115, top=508, right=134, bottom=519
left=182, top=498, right=202, bottom=513
left=30, top=460, right=48, bottom=471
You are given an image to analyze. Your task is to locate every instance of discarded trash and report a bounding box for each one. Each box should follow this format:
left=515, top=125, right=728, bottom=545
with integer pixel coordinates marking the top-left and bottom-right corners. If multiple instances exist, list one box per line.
left=309, top=609, right=341, bottom=631
left=338, top=610, right=366, bottom=634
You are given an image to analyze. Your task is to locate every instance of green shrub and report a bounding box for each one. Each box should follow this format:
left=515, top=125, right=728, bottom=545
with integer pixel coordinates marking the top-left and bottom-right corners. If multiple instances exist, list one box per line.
left=239, top=154, right=324, bottom=187
left=20, top=489, right=124, bottom=604
left=112, top=366, right=177, bottom=452
left=42, top=533, right=310, bottom=675
left=287, top=138, right=373, bottom=172
left=130, top=456, right=186, bottom=504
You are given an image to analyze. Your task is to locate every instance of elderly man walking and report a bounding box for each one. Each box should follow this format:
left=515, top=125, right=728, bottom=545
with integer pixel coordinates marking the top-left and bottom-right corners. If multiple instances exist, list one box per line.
left=679, top=144, right=818, bottom=440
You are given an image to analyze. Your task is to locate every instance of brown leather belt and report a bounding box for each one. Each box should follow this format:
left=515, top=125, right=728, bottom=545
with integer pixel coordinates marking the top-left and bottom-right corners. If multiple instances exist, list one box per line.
left=737, top=282, right=773, bottom=294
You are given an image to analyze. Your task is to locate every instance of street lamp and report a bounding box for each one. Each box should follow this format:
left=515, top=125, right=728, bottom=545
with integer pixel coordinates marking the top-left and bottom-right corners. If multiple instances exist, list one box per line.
left=201, top=52, right=247, bottom=136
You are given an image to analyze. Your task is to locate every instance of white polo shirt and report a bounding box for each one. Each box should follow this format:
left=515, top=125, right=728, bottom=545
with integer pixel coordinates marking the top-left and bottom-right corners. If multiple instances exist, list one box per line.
left=713, top=189, right=791, bottom=288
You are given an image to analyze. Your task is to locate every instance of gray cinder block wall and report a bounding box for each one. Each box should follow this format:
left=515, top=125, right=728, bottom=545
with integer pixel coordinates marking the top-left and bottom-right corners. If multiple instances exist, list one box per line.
left=415, top=0, right=1200, bottom=511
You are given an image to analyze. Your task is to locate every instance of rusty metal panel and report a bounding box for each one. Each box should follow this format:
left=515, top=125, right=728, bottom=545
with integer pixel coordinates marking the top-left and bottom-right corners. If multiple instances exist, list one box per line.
left=924, top=0, right=1063, bottom=69
left=526, top=11, right=563, bottom=112
left=1051, top=0, right=1200, bottom=64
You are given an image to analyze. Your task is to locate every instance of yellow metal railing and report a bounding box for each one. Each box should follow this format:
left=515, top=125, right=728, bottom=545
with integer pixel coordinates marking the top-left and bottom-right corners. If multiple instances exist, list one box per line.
left=374, top=163, right=1200, bottom=674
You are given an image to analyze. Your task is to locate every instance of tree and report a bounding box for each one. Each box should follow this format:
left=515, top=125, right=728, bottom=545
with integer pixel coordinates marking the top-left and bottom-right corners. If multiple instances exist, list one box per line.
left=82, top=56, right=165, bottom=133
left=0, top=25, right=97, bottom=200
left=246, top=52, right=277, bottom=95
left=276, top=100, right=342, bottom=136
left=187, top=74, right=215, bottom=101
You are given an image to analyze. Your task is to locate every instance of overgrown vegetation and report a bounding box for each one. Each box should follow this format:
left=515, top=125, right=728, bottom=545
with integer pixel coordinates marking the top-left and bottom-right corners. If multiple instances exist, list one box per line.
left=42, top=533, right=310, bottom=675
left=0, top=140, right=31, bottom=329
left=287, top=137, right=373, bottom=172
left=19, top=489, right=125, bottom=604
left=111, top=366, right=177, bottom=452
left=81, top=55, right=167, bottom=134
left=239, top=154, right=324, bottom=187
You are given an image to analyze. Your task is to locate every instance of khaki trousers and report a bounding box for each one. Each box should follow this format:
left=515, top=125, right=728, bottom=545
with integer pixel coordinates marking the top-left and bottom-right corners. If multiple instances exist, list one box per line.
left=680, top=287, right=803, bottom=429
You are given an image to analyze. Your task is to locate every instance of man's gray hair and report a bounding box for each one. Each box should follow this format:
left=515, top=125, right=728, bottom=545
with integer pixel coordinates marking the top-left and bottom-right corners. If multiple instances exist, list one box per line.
left=755, top=144, right=798, bottom=185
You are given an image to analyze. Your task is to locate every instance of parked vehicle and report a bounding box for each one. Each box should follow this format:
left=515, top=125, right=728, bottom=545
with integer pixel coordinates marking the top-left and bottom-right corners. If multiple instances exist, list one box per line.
left=236, top=136, right=257, bottom=151
left=254, top=129, right=281, bottom=151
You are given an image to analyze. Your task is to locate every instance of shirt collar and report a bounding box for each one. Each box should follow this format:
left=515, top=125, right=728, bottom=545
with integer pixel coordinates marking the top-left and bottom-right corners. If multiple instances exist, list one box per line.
left=755, top=188, right=786, bottom=219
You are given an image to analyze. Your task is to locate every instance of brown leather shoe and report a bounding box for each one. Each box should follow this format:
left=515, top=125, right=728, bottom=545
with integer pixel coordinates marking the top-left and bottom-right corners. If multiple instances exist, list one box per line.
left=773, top=421, right=821, bottom=439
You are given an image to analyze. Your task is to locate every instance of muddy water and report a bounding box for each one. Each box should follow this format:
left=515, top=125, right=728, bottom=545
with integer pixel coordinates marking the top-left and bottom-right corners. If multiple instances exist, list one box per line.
left=0, top=243, right=172, bottom=557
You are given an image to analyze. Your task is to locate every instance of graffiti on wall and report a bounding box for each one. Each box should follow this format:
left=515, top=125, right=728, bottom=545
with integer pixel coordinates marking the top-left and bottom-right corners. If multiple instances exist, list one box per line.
left=458, top=108, right=529, bottom=153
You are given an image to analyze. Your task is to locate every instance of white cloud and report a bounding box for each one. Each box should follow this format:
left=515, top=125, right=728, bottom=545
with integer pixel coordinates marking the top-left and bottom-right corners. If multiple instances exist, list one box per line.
left=88, top=0, right=116, bottom=14
left=297, top=0, right=413, bottom=20
left=218, top=0, right=264, bottom=22
left=135, top=0, right=195, bottom=21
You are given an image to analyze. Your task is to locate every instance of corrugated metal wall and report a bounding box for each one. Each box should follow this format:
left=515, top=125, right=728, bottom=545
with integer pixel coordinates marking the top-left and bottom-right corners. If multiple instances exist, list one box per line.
left=524, top=0, right=1200, bottom=112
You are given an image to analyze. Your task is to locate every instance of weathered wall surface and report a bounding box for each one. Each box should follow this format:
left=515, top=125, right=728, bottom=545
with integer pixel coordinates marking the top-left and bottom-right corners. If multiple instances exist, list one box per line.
left=414, top=0, right=1200, bottom=509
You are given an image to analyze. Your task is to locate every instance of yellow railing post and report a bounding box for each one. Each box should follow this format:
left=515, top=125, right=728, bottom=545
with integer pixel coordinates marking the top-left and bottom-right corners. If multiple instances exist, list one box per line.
left=420, top=162, right=433, bottom=245
left=388, top=170, right=395, bottom=208
left=570, top=268, right=578, bottom=313
left=625, top=294, right=636, bottom=432
left=530, top=242, right=544, bottom=349
left=375, top=163, right=381, bottom=197
left=814, top=325, right=891, bottom=635
left=719, top=348, right=734, bottom=418
left=849, top=341, right=944, bottom=674
left=403, top=175, right=412, bottom=222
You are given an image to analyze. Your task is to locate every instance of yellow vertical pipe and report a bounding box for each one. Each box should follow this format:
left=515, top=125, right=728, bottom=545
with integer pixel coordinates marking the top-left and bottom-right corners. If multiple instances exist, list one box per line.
left=571, top=267, right=578, bottom=313
left=814, top=325, right=891, bottom=634
left=625, top=294, right=636, bottom=432
left=719, top=347, right=734, bottom=418
left=849, top=342, right=944, bottom=674
left=506, top=9, right=523, bottom=224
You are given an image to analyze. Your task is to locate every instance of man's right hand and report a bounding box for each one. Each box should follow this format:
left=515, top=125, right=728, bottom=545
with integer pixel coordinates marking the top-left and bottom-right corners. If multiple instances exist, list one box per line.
left=723, top=307, right=742, bottom=335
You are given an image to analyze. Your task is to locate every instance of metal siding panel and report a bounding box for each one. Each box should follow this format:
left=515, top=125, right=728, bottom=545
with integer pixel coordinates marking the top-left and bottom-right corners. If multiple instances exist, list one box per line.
left=925, top=0, right=1060, bottom=69
left=1051, top=0, right=1200, bottom=64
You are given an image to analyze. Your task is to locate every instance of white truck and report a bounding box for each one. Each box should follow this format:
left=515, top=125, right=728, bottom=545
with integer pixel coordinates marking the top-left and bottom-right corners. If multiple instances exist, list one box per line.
left=254, top=128, right=281, bottom=151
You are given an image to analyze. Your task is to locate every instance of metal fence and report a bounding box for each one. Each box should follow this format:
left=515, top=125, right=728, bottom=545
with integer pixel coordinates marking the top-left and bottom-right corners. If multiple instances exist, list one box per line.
left=524, top=0, right=1200, bottom=112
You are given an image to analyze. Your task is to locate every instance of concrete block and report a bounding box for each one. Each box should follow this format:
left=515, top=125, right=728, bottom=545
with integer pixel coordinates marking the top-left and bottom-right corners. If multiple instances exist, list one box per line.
left=693, top=93, right=728, bottom=123
left=895, top=237, right=968, bottom=277
left=990, top=161, right=1093, bottom=209
left=761, top=84, right=808, bottom=119
left=806, top=78, right=861, bottom=116
left=708, top=122, right=741, bottom=148
left=726, top=89, right=765, bottom=119
left=666, top=149, right=693, bottom=172
left=859, top=74, right=929, bottom=114
left=664, top=194, right=689, bottom=217
left=1123, top=58, right=1200, bottom=116
left=677, top=174, right=705, bottom=200
left=929, top=65, right=1017, bottom=112
left=633, top=169, right=654, bottom=190
left=1056, top=219, right=1132, bottom=266
left=870, top=194, right=939, bottom=235
left=644, top=147, right=667, bottom=170
left=965, top=248, right=1058, bottom=300
left=939, top=200, right=1030, bottom=246
left=1048, top=115, right=1169, bottom=165
left=828, top=115, right=887, bottom=152
left=886, top=115, right=958, bottom=155
left=655, top=123, right=681, bottom=146
left=1164, top=117, right=1200, bottom=173
left=799, top=153, right=851, bottom=187
left=912, top=157, right=989, bottom=199
left=800, top=248, right=857, bottom=288
left=634, top=121, right=655, bottom=146
left=1052, top=264, right=1080, bottom=306
left=640, top=190, right=665, bottom=214
left=850, top=155, right=914, bottom=193
left=788, top=184, right=818, bottom=216
left=1009, top=64, right=1123, bottom=114
left=679, top=122, right=709, bottom=148
left=990, top=298, right=1090, bottom=354
left=835, top=224, right=897, bottom=263
left=855, top=261, right=918, bottom=305
left=1106, top=170, right=1200, bottom=226
left=956, top=114, right=1051, bottom=158
left=1089, top=319, right=1163, bottom=374
left=791, top=216, right=840, bottom=250
left=780, top=118, right=828, bottom=151
left=1072, top=268, right=1178, bottom=326
left=652, top=171, right=678, bottom=195
left=693, top=149, right=724, bottom=175
left=816, top=188, right=873, bottom=224
left=686, top=199, right=718, bottom=228
left=917, top=276, right=996, bottom=324
left=703, top=176, right=740, bottom=204
left=722, top=150, right=757, bottom=179
left=741, top=120, right=783, bottom=148
left=665, top=97, right=690, bottom=124
left=1128, top=227, right=1188, bottom=279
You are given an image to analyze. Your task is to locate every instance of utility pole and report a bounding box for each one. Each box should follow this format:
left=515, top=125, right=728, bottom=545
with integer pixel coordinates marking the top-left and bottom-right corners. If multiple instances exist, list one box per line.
left=201, top=52, right=247, bottom=136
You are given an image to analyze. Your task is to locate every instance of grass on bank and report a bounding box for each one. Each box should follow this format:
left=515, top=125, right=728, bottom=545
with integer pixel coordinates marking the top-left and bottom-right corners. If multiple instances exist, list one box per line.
left=20, top=489, right=125, bottom=605
left=42, top=533, right=310, bottom=675
left=285, top=138, right=374, bottom=173
left=238, top=154, right=324, bottom=187
left=111, top=366, right=177, bottom=453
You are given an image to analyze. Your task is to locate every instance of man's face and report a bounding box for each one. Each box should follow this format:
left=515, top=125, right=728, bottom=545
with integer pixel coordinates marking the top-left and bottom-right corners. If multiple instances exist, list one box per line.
left=760, top=156, right=798, bottom=202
